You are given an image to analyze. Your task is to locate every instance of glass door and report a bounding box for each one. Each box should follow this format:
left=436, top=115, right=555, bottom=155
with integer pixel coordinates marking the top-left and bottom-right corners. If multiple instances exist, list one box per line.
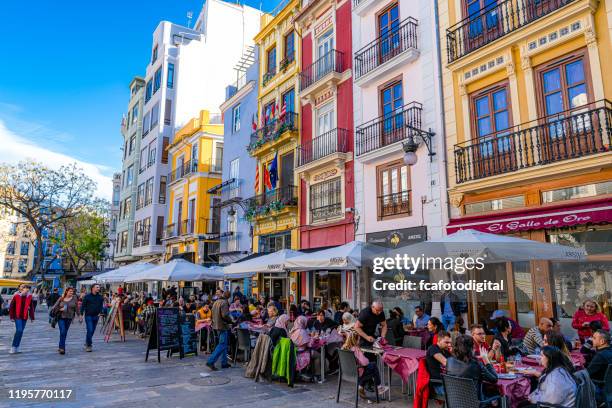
left=316, top=30, right=334, bottom=80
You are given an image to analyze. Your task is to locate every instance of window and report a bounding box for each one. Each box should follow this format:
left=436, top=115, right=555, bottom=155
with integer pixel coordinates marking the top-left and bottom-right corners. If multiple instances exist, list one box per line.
left=6, top=241, right=15, bottom=255
left=145, top=81, right=152, bottom=102
left=154, top=68, right=162, bottom=93
left=123, top=141, right=128, bottom=160
left=542, top=181, right=612, bottom=203
left=464, top=196, right=525, bottom=214
left=18, top=259, right=27, bottom=273
left=463, top=0, right=499, bottom=38
left=259, top=232, right=291, bottom=253
left=131, top=104, right=138, bottom=124
left=8, top=223, right=16, bottom=235
left=470, top=84, right=512, bottom=156
left=152, top=44, right=158, bottom=64
left=148, top=140, right=157, bottom=166
left=20, top=242, right=29, bottom=256
left=310, top=177, right=342, bottom=223
left=129, top=134, right=136, bottom=155
left=161, top=137, right=169, bottom=163
left=267, top=46, right=276, bottom=74
left=136, top=183, right=145, bottom=209
left=282, top=88, right=295, bottom=115
left=164, top=99, right=172, bottom=125
left=167, top=63, right=174, bottom=88
left=381, top=80, right=403, bottom=125
left=377, top=160, right=411, bottom=218
left=143, top=112, right=151, bottom=136
left=263, top=101, right=275, bottom=125
left=284, top=31, right=295, bottom=63
left=126, top=165, right=134, bottom=186
left=151, top=102, right=160, bottom=128
left=142, top=217, right=151, bottom=246
left=156, top=216, right=164, bottom=245
left=379, top=4, right=400, bottom=59
left=145, top=177, right=154, bottom=206
left=140, top=148, right=148, bottom=172
left=317, top=102, right=335, bottom=136
left=159, top=176, right=167, bottom=204
left=232, top=104, right=241, bottom=133
left=124, top=198, right=132, bottom=219
left=4, top=259, right=13, bottom=272
left=133, top=219, right=143, bottom=247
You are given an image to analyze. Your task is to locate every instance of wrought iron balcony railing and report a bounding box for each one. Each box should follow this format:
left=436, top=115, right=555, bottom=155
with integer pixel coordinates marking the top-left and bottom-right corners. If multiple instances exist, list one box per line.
left=169, top=158, right=222, bottom=182
left=355, top=102, right=423, bottom=156
left=355, top=17, right=418, bottom=79
left=447, top=0, right=575, bottom=62
left=454, top=100, right=612, bottom=183
left=297, top=128, right=349, bottom=167
left=244, top=185, right=298, bottom=215
left=300, top=49, right=344, bottom=91
left=378, top=190, right=411, bottom=218
left=247, top=112, right=298, bottom=153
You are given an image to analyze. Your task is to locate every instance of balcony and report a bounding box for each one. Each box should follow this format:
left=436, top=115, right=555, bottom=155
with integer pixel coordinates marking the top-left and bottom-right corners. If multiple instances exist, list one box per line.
left=220, top=179, right=242, bottom=205
left=355, top=102, right=423, bottom=157
left=352, top=0, right=381, bottom=16
left=262, top=66, right=277, bottom=88
left=378, top=190, right=411, bottom=218
left=447, top=0, right=575, bottom=63
left=247, top=112, right=298, bottom=156
left=244, top=185, right=298, bottom=221
left=454, top=100, right=612, bottom=184
left=164, top=218, right=220, bottom=240
left=169, top=158, right=223, bottom=183
left=300, top=50, right=344, bottom=99
left=296, top=128, right=350, bottom=171
left=354, top=18, right=418, bottom=87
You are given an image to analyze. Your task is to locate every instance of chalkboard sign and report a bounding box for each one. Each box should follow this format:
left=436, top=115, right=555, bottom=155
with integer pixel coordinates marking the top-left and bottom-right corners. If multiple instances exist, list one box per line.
left=179, top=314, right=198, bottom=358
left=157, top=308, right=180, bottom=351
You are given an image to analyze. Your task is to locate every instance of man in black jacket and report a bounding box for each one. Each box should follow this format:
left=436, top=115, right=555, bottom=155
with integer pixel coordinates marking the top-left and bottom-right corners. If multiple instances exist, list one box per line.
left=80, top=284, right=104, bottom=352
left=46, top=288, right=60, bottom=323
left=588, top=329, right=612, bottom=404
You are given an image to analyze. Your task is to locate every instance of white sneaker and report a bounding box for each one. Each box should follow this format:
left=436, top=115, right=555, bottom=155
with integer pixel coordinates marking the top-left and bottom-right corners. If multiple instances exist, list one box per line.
left=15, top=347, right=21, bottom=354
left=377, top=386, right=389, bottom=395
left=9, top=347, right=16, bottom=354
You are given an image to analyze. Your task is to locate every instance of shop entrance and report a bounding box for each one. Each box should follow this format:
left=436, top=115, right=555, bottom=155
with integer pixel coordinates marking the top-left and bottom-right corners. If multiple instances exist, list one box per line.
left=263, top=274, right=286, bottom=301
left=314, top=271, right=341, bottom=311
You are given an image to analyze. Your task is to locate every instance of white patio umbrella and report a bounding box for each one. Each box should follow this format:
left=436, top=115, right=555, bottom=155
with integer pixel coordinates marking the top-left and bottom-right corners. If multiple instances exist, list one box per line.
left=285, top=241, right=386, bottom=270
left=94, top=262, right=155, bottom=283
left=390, top=229, right=586, bottom=263
left=223, top=249, right=303, bottom=278
left=124, top=259, right=224, bottom=283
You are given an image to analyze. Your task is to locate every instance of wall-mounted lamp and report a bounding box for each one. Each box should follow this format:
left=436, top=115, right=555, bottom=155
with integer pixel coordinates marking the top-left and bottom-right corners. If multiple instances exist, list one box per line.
left=402, top=126, right=436, bottom=166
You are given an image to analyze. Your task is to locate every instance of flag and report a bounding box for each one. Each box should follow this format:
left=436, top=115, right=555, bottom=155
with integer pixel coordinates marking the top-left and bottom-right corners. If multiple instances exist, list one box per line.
left=251, top=113, right=257, bottom=131
left=280, top=101, right=286, bottom=118
left=268, top=153, right=278, bottom=190
left=271, top=102, right=276, bottom=118
left=254, top=164, right=260, bottom=192
left=263, top=163, right=272, bottom=190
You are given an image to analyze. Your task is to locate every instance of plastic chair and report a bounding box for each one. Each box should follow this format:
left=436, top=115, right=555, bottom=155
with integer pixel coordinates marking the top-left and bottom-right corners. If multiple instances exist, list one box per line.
left=402, top=335, right=423, bottom=349
left=592, top=364, right=612, bottom=408
left=442, top=374, right=503, bottom=408
left=233, top=328, right=252, bottom=366
left=337, top=349, right=379, bottom=408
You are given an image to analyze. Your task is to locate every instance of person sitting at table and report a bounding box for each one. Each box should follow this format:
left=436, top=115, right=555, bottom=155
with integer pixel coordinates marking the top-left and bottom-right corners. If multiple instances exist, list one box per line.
left=571, top=299, right=610, bottom=343
left=490, top=310, right=526, bottom=340
left=524, top=318, right=553, bottom=355
left=446, top=334, right=499, bottom=400
left=334, top=302, right=350, bottom=324
left=229, top=296, right=243, bottom=320
left=339, top=312, right=356, bottom=338
left=450, top=316, right=466, bottom=342
left=290, top=315, right=324, bottom=378
left=543, top=329, right=571, bottom=358
left=413, top=305, right=430, bottom=329
left=494, top=317, right=521, bottom=361
left=289, top=304, right=299, bottom=321
left=342, top=331, right=388, bottom=399
left=587, top=329, right=612, bottom=404
left=392, top=307, right=409, bottom=326
left=269, top=314, right=289, bottom=347
left=471, top=324, right=501, bottom=361
left=386, top=309, right=405, bottom=346
left=184, top=295, right=197, bottom=314
left=298, top=299, right=312, bottom=317
left=309, top=309, right=338, bottom=334
left=425, top=317, right=444, bottom=349
left=426, top=330, right=452, bottom=395
left=526, top=346, right=577, bottom=408
left=265, top=305, right=279, bottom=328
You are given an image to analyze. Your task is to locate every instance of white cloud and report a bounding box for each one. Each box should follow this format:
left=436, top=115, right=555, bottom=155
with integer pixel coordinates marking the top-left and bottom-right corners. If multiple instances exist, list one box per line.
left=0, top=119, right=113, bottom=199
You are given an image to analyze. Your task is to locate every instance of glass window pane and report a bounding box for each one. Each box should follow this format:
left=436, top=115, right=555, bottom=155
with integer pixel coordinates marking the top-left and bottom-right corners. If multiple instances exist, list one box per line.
left=475, top=96, right=490, bottom=116
left=478, top=117, right=492, bottom=136
left=390, top=6, right=398, bottom=21
left=468, top=1, right=481, bottom=15
left=382, top=89, right=391, bottom=104
left=565, top=60, right=584, bottom=86
left=393, top=83, right=402, bottom=99
left=400, top=166, right=408, bottom=192
left=492, top=90, right=507, bottom=111
left=543, top=69, right=561, bottom=93
left=494, top=111, right=509, bottom=131
left=382, top=172, right=389, bottom=195
left=391, top=169, right=398, bottom=193
left=545, top=92, right=564, bottom=115
left=568, top=84, right=587, bottom=108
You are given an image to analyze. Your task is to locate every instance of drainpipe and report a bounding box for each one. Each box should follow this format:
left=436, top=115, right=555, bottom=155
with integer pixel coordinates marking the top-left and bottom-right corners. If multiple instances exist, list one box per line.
left=433, top=0, right=451, bottom=233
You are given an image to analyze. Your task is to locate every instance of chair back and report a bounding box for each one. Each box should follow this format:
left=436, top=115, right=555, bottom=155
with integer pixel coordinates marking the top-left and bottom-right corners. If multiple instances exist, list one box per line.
left=442, top=374, right=481, bottom=408
left=338, top=349, right=359, bottom=384
left=602, top=364, right=612, bottom=403
left=403, top=335, right=422, bottom=349
left=236, top=328, right=251, bottom=351
left=384, top=330, right=396, bottom=346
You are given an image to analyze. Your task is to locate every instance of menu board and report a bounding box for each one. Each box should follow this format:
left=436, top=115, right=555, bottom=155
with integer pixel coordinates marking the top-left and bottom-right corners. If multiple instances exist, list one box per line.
left=179, top=314, right=198, bottom=358
left=157, top=308, right=180, bottom=351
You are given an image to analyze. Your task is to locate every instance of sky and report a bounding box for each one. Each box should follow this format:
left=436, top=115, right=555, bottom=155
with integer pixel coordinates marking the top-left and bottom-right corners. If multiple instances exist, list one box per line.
left=0, top=0, right=278, bottom=199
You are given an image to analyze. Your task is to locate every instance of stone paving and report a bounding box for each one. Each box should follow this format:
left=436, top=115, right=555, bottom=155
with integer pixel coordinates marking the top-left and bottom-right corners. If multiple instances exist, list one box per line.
left=0, top=310, right=422, bottom=408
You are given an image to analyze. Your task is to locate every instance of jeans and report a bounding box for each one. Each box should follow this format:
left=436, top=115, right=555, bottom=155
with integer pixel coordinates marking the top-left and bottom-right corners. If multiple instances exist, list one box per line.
left=432, top=384, right=445, bottom=396
left=85, top=315, right=99, bottom=347
left=58, top=318, right=72, bottom=350
left=441, top=314, right=456, bottom=330
left=207, top=330, right=228, bottom=367
left=12, top=319, right=27, bottom=348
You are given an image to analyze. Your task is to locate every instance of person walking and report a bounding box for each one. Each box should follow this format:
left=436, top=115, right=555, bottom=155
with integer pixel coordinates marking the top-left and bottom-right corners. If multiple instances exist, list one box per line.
left=206, top=290, right=231, bottom=371
left=81, top=284, right=104, bottom=352
left=30, top=288, right=39, bottom=311
left=51, top=287, right=81, bottom=355
left=9, top=284, right=35, bottom=354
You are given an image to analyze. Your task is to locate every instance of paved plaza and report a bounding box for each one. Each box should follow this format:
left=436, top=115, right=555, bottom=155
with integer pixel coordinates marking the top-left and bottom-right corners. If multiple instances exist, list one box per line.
left=0, top=310, right=419, bottom=408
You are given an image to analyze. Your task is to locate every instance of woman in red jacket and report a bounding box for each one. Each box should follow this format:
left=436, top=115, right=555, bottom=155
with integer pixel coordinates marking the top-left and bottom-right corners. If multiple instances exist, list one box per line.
left=572, top=300, right=610, bottom=342
left=9, top=284, right=35, bottom=354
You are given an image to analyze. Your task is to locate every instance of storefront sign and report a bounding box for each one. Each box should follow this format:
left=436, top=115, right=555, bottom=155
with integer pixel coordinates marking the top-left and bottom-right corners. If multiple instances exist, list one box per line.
left=366, top=226, right=427, bottom=249
left=313, top=168, right=338, bottom=182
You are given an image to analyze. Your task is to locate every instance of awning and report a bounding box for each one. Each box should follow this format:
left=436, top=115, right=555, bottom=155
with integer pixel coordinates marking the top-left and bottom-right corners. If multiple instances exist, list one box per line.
left=124, top=259, right=223, bottom=283
left=223, top=249, right=303, bottom=277
left=285, top=241, right=386, bottom=270
left=447, top=198, right=612, bottom=234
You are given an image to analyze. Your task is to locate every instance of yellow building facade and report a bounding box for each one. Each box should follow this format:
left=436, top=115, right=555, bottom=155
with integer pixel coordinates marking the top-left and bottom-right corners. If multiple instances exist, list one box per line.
left=440, top=0, right=612, bottom=326
left=164, top=110, right=223, bottom=266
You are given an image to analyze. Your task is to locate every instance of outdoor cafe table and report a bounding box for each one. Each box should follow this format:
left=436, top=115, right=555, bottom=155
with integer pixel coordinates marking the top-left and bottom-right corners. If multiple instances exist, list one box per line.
left=496, top=375, right=532, bottom=408
left=309, top=331, right=344, bottom=383
left=382, top=346, right=426, bottom=401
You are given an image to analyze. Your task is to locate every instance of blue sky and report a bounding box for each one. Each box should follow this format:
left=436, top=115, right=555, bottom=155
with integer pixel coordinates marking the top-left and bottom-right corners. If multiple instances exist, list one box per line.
left=0, top=0, right=277, bottom=198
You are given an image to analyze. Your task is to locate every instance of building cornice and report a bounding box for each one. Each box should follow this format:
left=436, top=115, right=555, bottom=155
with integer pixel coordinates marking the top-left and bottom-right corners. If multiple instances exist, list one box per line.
left=219, top=81, right=255, bottom=113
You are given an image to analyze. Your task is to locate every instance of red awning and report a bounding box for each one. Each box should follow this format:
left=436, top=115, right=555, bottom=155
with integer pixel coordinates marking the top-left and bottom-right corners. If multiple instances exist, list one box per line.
left=447, top=198, right=612, bottom=234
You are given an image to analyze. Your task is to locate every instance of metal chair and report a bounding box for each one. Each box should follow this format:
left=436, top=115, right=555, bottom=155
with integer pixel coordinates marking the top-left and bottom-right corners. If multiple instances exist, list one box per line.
left=592, top=364, right=612, bottom=408
left=442, top=374, right=503, bottom=408
left=233, top=328, right=252, bottom=366
left=402, top=335, right=423, bottom=349
left=337, top=349, right=379, bottom=408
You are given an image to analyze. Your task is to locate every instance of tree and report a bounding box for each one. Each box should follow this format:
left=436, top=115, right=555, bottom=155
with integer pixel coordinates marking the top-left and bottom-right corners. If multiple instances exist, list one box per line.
left=0, top=161, right=96, bottom=279
left=53, top=199, right=110, bottom=276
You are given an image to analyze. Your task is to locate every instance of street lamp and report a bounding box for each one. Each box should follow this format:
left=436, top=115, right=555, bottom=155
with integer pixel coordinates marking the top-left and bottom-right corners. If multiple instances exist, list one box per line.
left=402, top=125, right=436, bottom=166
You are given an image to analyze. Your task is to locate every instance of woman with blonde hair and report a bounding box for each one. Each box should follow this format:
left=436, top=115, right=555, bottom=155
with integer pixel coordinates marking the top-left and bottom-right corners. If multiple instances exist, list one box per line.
left=571, top=299, right=610, bottom=342
left=51, top=287, right=81, bottom=355
left=265, top=304, right=279, bottom=327
left=342, top=331, right=387, bottom=398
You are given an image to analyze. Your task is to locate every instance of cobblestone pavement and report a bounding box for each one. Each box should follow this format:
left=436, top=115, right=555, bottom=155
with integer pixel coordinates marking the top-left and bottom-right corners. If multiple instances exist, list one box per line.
left=0, top=310, right=421, bottom=408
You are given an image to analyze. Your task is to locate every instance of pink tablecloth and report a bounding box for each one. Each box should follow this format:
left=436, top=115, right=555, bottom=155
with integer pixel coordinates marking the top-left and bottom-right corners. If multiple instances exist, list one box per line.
left=497, top=376, right=531, bottom=408
left=382, top=347, right=426, bottom=383
left=195, top=320, right=211, bottom=332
